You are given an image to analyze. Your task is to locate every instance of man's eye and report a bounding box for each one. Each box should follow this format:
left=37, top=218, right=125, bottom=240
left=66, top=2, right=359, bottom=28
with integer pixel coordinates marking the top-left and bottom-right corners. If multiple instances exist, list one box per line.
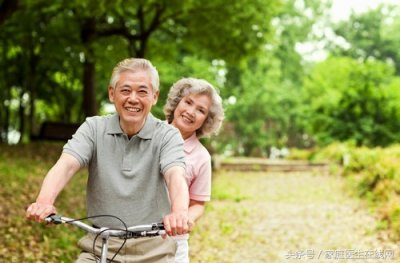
left=139, top=90, right=148, bottom=96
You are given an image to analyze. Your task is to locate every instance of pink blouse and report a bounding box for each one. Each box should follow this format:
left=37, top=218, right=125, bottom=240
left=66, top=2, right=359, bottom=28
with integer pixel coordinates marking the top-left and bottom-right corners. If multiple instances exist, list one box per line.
left=183, top=133, right=212, bottom=202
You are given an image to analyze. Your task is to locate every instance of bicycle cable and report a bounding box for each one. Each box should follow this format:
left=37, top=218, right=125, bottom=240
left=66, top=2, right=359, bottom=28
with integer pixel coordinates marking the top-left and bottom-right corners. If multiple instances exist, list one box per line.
left=66, top=214, right=128, bottom=263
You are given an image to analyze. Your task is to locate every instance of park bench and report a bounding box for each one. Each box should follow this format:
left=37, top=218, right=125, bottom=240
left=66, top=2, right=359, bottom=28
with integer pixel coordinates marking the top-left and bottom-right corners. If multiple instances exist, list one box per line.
left=31, top=122, right=80, bottom=141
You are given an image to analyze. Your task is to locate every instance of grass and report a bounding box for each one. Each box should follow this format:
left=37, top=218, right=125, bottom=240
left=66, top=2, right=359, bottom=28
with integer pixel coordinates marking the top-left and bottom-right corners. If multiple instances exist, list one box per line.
left=0, top=142, right=86, bottom=262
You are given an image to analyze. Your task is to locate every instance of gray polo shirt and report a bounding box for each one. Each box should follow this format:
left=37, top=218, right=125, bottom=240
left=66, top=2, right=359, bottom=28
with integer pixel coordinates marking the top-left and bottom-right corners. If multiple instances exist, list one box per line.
left=63, top=113, right=185, bottom=228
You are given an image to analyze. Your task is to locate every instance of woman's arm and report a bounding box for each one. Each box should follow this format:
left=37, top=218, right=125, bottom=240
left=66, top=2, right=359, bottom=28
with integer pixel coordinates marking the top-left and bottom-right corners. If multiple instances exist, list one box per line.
left=188, top=199, right=206, bottom=231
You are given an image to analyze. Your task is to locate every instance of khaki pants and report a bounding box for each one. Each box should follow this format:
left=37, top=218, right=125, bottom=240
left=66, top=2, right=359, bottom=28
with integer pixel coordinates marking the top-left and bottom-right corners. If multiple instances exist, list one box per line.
left=76, top=233, right=177, bottom=263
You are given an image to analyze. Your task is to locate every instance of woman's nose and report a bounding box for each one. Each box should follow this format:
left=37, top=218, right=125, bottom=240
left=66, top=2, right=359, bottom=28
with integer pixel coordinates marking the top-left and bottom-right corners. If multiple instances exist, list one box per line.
left=187, top=106, right=195, bottom=116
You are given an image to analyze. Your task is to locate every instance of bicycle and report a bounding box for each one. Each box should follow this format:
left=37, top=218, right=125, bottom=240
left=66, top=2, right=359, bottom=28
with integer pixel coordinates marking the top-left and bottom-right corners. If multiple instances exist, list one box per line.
left=45, top=214, right=166, bottom=263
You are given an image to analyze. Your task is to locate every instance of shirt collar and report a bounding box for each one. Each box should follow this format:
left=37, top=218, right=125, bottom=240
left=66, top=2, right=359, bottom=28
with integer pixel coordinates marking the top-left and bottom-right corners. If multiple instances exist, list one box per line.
left=184, top=133, right=199, bottom=153
left=107, top=114, right=124, bottom=134
left=137, top=114, right=156, bottom=139
left=107, top=113, right=156, bottom=139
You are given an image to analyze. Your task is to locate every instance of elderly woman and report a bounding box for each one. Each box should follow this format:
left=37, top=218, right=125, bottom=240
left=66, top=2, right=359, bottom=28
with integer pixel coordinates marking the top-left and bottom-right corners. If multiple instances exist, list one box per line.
left=164, top=77, right=224, bottom=263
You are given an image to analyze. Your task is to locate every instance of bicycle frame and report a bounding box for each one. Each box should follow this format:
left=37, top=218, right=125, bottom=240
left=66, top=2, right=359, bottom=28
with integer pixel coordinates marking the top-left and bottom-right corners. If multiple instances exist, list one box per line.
left=45, top=214, right=165, bottom=263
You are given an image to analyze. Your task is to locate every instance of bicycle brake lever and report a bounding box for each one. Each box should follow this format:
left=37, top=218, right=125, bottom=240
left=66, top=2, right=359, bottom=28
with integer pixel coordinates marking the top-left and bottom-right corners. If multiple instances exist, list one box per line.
left=152, top=223, right=164, bottom=230
left=45, top=214, right=63, bottom=224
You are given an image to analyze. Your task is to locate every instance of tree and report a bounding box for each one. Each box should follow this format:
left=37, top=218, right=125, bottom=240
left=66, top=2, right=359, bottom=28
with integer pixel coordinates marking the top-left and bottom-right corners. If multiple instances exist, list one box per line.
left=0, top=0, right=19, bottom=25
left=0, top=0, right=280, bottom=143
left=272, top=0, right=330, bottom=84
left=302, top=57, right=400, bottom=147
left=218, top=0, right=329, bottom=155
left=50, top=0, right=279, bottom=117
left=329, top=4, right=400, bottom=74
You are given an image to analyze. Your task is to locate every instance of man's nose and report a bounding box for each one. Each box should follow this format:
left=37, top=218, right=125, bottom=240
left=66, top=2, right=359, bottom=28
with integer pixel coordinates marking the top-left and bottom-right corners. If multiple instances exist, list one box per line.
left=128, top=91, right=139, bottom=102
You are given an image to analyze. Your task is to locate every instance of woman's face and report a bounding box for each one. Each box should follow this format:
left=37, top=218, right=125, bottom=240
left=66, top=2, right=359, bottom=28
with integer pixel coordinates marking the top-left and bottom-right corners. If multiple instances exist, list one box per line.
left=171, top=93, right=211, bottom=139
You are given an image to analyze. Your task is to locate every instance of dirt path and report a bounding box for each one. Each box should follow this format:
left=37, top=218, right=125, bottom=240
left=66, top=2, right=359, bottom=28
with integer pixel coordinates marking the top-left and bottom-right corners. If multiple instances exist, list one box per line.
left=189, top=171, right=399, bottom=263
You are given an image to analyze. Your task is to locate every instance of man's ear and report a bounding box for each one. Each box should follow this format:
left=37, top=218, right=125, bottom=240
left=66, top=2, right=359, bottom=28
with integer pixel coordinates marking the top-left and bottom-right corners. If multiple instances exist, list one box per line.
left=152, top=90, right=160, bottom=105
left=108, top=86, right=114, bottom=103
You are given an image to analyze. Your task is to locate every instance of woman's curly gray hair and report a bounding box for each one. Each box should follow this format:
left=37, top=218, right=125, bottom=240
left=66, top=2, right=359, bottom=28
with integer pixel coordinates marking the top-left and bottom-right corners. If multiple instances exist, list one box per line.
left=164, top=78, right=224, bottom=138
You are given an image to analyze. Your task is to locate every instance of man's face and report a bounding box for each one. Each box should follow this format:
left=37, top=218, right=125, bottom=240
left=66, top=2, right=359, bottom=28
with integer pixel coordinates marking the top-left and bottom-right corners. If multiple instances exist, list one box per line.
left=108, top=70, right=159, bottom=135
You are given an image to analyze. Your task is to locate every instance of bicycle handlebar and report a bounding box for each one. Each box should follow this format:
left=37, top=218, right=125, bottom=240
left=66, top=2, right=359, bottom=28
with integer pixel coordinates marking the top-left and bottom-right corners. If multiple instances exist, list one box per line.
left=45, top=214, right=166, bottom=239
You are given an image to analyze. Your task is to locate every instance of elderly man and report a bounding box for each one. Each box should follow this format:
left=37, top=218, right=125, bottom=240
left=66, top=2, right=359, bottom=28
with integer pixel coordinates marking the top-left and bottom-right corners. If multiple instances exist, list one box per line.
left=26, top=58, right=189, bottom=262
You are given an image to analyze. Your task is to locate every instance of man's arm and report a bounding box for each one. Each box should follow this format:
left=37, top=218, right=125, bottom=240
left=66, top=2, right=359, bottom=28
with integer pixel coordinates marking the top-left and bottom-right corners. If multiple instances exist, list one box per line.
left=26, top=153, right=81, bottom=222
left=163, top=165, right=189, bottom=236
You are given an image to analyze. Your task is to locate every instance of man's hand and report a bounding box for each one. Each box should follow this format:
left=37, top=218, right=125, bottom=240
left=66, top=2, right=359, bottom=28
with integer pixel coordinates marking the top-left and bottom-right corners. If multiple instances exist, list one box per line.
left=26, top=202, right=56, bottom=223
left=163, top=211, right=189, bottom=236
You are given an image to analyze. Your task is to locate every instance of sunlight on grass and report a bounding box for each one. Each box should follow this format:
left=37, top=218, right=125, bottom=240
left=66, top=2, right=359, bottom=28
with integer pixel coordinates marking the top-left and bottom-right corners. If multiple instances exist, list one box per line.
left=0, top=143, right=86, bottom=262
left=212, top=172, right=250, bottom=202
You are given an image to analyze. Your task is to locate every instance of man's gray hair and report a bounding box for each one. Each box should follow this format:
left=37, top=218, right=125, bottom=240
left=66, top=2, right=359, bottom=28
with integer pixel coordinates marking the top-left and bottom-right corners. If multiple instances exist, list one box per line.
left=109, top=58, right=159, bottom=92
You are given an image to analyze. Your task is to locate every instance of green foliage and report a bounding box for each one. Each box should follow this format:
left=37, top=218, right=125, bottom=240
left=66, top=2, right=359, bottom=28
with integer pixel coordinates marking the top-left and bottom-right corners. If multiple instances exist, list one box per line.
left=285, top=147, right=314, bottom=160
left=0, top=0, right=281, bottom=144
left=303, top=57, right=400, bottom=147
left=218, top=0, right=330, bottom=155
left=330, top=4, right=400, bottom=74
left=2, top=0, right=400, bottom=158
left=179, top=0, right=278, bottom=65
left=272, top=0, right=330, bottom=84
left=301, top=3, right=400, bottom=149
left=222, top=53, right=306, bottom=156
left=346, top=146, right=400, bottom=239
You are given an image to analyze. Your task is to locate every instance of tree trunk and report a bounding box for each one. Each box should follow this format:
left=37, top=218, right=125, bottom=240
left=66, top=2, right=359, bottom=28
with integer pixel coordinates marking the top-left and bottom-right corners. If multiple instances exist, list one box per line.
left=1, top=89, right=10, bottom=143
left=81, top=18, right=98, bottom=117
left=29, top=82, right=37, bottom=136
left=18, top=90, right=25, bottom=144
left=82, top=59, right=97, bottom=117
left=28, top=50, right=39, bottom=138
left=0, top=0, right=19, bottom=25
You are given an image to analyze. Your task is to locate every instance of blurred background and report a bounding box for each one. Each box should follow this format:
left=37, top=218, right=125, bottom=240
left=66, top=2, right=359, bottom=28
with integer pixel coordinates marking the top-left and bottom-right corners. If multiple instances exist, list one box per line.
left=1, top=0, right=399, bottom=157
left=2, top=1, right=400, bottom=261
